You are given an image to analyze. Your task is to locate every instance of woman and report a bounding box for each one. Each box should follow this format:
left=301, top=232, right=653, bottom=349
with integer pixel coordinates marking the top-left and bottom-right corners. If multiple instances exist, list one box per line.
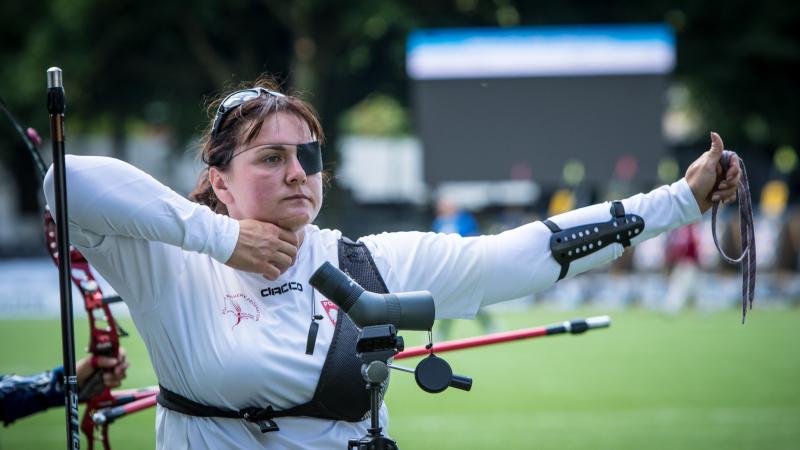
left=44, top=78, right=739, bottom=449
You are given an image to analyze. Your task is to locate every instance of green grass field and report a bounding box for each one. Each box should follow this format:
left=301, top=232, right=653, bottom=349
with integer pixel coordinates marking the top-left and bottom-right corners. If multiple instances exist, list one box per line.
left=1, top=308, right=798, bottom=449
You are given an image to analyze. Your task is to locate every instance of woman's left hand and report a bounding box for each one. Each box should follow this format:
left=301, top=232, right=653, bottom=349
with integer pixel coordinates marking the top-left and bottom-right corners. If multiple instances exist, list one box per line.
left=76, top=347, right=129, bottom=389
left=685, top=132, right=742, bottom=213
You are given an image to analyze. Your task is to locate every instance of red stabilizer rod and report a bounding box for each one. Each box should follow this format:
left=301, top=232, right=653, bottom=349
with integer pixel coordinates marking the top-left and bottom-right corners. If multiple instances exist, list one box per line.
left=111, top=386, right=158, bottom=398
left=396, top=315, right=610, bottom=360
left=108, top=388, right=158, bottom=406
left=92, top=394, right=158, bottom=425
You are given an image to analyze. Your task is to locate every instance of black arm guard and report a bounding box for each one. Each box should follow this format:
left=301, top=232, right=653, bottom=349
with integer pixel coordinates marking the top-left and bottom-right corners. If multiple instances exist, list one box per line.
left=543, top=201, right=645, bottom=281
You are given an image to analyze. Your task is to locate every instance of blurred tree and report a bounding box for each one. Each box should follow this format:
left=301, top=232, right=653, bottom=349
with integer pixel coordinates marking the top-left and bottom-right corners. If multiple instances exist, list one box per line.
left=0, top=0, right=50, bottom=214
left=339, top=94, right=409, bottom=136
left=0, top=0, right=798, bottom=218
left=677, top=0, right=800, bottom=154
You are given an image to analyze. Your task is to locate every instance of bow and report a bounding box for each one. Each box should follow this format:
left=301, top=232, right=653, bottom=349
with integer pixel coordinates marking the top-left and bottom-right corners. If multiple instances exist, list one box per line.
left=1, top=97, right=158, bottom=449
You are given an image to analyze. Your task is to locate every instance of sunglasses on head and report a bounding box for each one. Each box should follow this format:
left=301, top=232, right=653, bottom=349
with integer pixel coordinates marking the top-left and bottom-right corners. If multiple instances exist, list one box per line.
left=211, top=87, right=285, bottom=137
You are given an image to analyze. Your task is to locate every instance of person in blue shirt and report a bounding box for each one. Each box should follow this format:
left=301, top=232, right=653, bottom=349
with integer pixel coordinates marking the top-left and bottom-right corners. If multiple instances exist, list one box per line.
left=1, top=350, right=128, bottom=426
left=432, top=197, right=480, bottom=237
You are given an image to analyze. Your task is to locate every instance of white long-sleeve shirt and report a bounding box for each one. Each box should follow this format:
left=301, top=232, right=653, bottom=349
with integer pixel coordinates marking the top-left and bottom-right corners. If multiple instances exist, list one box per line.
left=44, top=155, right=701, bottom=449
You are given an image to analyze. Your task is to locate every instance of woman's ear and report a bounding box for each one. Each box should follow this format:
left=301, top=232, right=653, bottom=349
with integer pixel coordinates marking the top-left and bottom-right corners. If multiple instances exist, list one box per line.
left=209, top=167, right=234, bottom=207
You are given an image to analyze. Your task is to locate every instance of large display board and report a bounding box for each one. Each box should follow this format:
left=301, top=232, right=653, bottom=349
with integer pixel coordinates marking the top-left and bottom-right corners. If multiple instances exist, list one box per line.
left=407, top=24, right=675, bottom=186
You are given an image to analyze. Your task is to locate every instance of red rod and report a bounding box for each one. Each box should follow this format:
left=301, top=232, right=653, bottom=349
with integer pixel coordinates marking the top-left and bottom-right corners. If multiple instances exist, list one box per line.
left=93, top=393, right=158, bottom=426
left=397, top=327, right=548, bottom=359
left=396, top=315, right=610, bottom=360
left=118, top=394, right=158, bottom=415
left=109, top=387, right=159, bottom=399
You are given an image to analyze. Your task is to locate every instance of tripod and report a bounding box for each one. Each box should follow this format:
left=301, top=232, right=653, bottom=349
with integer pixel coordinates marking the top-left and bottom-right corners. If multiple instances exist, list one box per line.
left=348, top=325, right=403, bottom=450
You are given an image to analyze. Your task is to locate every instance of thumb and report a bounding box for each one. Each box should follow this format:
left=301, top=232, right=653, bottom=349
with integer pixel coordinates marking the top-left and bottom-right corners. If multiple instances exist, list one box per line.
left=708, top=131, right=725, bottom=161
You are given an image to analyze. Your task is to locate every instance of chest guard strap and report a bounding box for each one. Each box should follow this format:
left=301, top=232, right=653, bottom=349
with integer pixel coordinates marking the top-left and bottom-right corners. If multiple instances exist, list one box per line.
left=543, top=201, right=644, bottom=281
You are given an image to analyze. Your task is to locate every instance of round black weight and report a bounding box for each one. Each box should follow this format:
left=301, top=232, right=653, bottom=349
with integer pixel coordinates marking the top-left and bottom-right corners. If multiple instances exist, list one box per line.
left=414, top=354, right=453, bottom=393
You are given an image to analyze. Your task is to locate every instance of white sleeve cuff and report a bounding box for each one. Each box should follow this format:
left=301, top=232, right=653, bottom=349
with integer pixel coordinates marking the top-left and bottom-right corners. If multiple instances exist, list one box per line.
left=206, top=214, right=240, bottom=263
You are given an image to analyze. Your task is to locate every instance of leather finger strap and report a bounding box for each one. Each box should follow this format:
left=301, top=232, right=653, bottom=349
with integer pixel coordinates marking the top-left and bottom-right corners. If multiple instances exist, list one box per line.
left=710, top=150, right=756, bottom=323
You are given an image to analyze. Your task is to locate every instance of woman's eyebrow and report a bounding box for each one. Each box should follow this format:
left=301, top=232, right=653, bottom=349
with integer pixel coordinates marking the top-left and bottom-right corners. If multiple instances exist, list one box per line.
left=232, top=143, right=292, bottom=160
left=251, top=144, right=291, bottom=151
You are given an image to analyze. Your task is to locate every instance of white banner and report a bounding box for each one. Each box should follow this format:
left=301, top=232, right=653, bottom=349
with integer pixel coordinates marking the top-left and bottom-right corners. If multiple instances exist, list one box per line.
left=0, top=258, right=130, bottom=319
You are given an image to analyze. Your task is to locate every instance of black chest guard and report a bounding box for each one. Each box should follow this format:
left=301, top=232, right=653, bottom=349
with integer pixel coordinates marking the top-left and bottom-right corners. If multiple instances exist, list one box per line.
left=156, top=237, right=390, bottom=433
left=286, top=237, right=391, bottom=422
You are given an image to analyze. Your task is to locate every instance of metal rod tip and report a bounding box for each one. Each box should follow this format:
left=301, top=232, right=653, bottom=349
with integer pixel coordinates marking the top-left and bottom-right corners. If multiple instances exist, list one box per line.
left=47, top=67, right=63, bottom=88
left=586, top=315, right=611, bottom=328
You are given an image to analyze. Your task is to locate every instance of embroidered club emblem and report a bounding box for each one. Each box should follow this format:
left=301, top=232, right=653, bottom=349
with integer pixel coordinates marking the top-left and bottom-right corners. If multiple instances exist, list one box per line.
left=321, top=299, right=338, bottom=325
left=221, top=293, right=262, bottom=329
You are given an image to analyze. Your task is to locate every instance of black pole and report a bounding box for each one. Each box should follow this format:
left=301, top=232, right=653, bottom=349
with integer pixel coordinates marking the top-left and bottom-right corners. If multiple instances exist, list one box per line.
left=47, top=66, right=80, bottom=450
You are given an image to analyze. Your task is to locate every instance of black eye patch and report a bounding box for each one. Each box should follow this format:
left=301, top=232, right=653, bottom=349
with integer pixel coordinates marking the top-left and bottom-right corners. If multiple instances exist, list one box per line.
left=297, top=141, right=323, bottom=175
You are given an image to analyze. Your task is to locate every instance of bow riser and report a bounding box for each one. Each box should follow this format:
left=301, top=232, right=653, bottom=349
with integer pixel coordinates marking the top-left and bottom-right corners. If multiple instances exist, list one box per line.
left=44, top=210, right=119, bottom=450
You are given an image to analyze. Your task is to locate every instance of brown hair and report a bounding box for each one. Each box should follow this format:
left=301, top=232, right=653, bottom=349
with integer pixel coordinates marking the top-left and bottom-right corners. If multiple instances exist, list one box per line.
left=189, top=76, right=325, bottom=214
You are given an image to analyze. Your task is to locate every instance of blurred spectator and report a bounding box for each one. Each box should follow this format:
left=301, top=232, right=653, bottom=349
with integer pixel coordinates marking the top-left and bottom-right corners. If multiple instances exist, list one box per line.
left=779, top=210, right=800, bottom=305
left=603, top=155, right=639, bottom=201
left=431, top=197, right=479, bottom=236
left=663, top=223, right=700, bottom=315
left=779, top=209, right=800, bottom=272
left=755, top=179, right=789, bottom=270
left=547, top=188, right=575, bottom=217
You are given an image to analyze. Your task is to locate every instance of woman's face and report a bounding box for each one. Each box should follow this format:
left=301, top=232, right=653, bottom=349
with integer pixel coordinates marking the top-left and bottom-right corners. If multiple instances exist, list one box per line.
left=213, top=111, right=323, bottom=231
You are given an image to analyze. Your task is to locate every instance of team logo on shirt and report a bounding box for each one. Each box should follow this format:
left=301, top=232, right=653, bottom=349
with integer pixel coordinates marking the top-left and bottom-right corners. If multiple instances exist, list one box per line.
left=321, top=299, right=338, bottom=325
left=221, top=293, right=262, bottom=329
left=260, top=282, right=304, bottom=298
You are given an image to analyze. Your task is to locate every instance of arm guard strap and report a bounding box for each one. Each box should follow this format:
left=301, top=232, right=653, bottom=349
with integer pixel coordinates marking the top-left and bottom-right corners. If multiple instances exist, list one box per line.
left=543, top=201, right=645, bottom=281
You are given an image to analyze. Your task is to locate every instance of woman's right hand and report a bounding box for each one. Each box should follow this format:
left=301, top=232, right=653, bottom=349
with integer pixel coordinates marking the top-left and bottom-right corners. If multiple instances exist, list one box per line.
left=225, top=220, right=299, bottom=280
left=685, top=132, right=740, bottom=213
